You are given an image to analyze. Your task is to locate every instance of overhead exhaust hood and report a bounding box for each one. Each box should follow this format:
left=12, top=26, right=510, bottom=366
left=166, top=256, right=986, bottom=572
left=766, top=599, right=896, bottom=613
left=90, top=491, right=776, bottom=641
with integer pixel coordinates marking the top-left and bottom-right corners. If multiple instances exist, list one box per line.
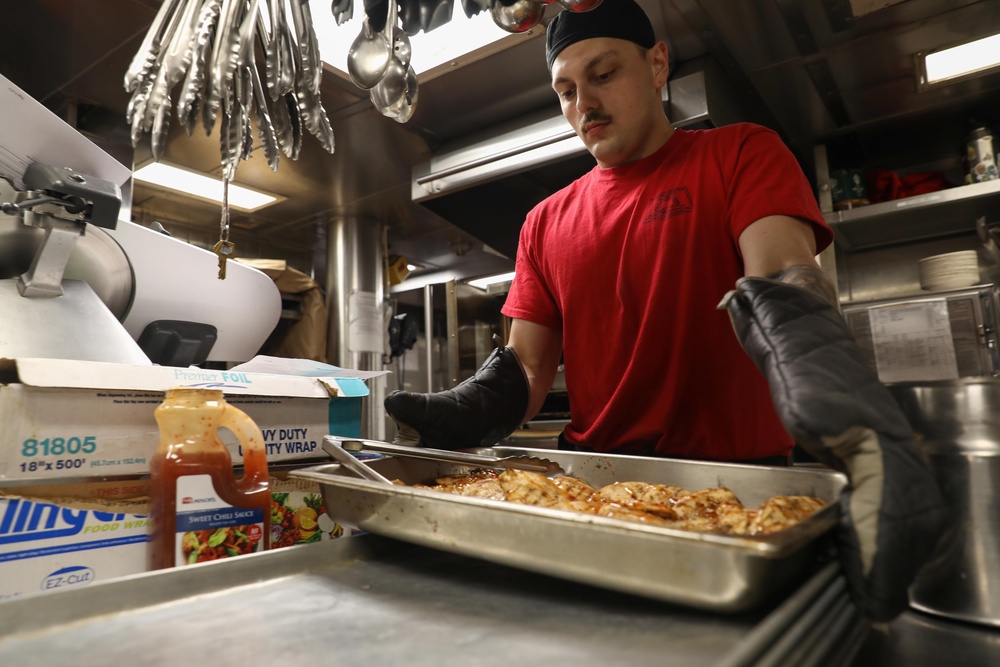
left=411, top=59, right=756, bottom=259
left=412, top=110, right=589, bottom=203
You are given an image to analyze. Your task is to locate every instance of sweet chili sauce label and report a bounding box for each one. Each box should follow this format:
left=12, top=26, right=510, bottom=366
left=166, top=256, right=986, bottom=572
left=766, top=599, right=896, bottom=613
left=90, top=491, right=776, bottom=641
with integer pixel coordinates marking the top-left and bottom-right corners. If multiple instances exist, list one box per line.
left=174, top=475, right=264, bottom=566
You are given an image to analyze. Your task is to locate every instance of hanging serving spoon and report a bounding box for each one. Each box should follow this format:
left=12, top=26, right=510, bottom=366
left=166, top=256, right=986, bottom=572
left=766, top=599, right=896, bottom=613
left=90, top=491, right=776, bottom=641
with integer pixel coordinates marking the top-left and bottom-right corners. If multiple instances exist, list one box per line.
left=386, top=64, right=418, bottom=123
left=381, top=0, right=404, bottom=69
left=347, top=17, right=391, bottom=89
left=370, top=0, right=408, bottom=114
left=370, top=55, right=408, bottom=115
left=489, top=0, right=544, bottom=34
left=392, top=21, right=412, bottom=69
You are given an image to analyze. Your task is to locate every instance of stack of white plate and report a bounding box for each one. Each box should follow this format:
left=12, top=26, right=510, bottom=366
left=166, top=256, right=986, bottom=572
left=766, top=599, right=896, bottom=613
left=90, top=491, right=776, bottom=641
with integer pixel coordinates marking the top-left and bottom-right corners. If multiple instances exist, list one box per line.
left=918, top=250, right=980, bottom=291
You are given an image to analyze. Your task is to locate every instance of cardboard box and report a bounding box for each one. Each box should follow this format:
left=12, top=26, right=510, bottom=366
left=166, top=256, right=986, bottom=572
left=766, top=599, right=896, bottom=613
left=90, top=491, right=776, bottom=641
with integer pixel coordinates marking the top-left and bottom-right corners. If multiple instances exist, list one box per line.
left=0, top=477, right=354, bottom=600
left=0, top=482, right=150, bottom=601
left=0, top=358, right=371, bottom=483
left=269, top=475, right=355, bottom=548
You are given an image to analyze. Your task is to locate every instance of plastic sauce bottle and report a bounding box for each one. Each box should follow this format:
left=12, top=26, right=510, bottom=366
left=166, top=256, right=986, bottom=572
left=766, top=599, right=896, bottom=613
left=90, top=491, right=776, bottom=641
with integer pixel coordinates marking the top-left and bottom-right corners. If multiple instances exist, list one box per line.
left=148, top=387, right=271, bottom=569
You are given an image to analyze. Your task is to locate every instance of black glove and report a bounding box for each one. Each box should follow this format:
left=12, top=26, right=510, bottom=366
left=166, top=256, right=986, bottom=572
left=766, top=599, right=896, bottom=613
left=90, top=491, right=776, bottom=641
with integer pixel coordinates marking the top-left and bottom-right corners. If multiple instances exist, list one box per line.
left=384, top=340, right=530, bottom=449
left=721, top=277, right=947, bottom=622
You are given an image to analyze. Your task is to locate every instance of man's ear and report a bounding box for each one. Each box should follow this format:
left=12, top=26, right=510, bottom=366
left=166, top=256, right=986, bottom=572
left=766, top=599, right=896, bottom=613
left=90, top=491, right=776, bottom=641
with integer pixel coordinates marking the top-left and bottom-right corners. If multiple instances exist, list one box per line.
left=651, top=41, right=670, bottom=88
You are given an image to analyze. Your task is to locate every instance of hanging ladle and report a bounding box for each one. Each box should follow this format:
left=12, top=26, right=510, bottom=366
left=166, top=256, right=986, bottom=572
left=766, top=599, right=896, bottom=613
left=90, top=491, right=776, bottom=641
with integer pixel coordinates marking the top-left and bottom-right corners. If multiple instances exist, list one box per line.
left=370, top=0, right=408, bottom=114
left=490, top=0, right=544, bottom=33
left=346, top=17, right=391, bottom=89
left=385, top=64, right=418, bottom=123
left=380, top=0, right=407, bottom=70
left=370, top=55, right=408, bottom=116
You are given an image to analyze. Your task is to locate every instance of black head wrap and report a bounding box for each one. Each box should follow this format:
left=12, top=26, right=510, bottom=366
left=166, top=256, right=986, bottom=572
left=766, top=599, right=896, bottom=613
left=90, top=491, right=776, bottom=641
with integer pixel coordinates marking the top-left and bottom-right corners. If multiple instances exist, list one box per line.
left=545, top=0, right=656, bottom=71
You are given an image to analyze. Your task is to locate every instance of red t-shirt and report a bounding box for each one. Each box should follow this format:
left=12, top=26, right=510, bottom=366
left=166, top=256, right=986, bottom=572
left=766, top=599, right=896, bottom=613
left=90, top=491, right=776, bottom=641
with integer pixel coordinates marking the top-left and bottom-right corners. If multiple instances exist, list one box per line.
left=502, top=124, right=833, bottom=461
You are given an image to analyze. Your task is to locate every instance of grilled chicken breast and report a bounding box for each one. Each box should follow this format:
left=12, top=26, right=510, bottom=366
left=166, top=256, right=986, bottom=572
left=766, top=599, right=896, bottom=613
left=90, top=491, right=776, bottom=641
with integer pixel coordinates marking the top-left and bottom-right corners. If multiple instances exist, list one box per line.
left=411, top=468, right=827, bottom=536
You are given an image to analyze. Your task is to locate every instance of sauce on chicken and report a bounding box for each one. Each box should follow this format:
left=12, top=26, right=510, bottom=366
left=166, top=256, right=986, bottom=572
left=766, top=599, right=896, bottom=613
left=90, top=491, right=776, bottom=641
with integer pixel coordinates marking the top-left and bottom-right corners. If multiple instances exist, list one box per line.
left=412, top=468, right=826, bottom=536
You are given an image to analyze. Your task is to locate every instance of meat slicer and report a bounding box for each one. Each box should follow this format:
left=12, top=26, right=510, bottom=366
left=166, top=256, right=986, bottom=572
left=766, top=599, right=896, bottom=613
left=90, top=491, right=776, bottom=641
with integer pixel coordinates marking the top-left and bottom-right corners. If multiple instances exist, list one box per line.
left=0, top=164, right=281, bottom=366
left=0, top=72, right=280, bottom=366
left=0, top=162, right=153, bottom=364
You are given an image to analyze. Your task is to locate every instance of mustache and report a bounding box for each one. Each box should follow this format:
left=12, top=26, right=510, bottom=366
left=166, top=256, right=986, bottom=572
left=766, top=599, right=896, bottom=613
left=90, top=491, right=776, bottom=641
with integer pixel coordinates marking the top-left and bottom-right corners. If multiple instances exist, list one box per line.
left=581, top=112, right=612, bottom=129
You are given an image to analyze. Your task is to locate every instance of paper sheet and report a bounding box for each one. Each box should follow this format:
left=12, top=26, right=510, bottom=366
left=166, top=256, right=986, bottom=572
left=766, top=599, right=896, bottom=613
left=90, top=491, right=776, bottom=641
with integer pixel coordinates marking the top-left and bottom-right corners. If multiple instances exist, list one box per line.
left=0, top=73, right=131, bottom=190
left=229, top=355, right=389, bottom=379
left=348, top=290, right=385, bottom=354
left=869, top=300, right=959, bottom=383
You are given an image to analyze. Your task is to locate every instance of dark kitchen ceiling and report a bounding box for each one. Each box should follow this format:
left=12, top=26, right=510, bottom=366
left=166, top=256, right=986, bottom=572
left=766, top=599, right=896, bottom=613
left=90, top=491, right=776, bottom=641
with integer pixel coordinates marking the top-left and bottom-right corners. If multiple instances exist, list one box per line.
left=2, top=0, right=999, bottom=280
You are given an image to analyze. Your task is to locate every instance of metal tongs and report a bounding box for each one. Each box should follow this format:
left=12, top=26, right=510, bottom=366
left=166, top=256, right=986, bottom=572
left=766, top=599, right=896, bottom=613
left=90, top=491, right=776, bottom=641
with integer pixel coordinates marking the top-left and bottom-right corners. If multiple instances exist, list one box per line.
left=322, top=436, right=395, bottom=485
left=322, top=435, right=566, bottom=477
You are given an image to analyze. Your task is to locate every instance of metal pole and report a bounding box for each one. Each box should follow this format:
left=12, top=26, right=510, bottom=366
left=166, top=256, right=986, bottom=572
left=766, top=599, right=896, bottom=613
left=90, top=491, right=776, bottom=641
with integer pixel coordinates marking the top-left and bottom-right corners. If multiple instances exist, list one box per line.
left=446, top=279, right=459, bottom=387
left=424, top=283, right=434, bottom=392
left=326, top=216, right=385, bottom=440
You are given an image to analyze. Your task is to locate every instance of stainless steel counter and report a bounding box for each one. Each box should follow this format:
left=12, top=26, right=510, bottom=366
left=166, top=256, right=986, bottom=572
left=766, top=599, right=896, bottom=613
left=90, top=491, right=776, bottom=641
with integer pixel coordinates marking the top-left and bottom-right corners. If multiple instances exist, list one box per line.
left=0, top=535, right=865, bottom=667
left=850, top=608, right=1000, bottom=667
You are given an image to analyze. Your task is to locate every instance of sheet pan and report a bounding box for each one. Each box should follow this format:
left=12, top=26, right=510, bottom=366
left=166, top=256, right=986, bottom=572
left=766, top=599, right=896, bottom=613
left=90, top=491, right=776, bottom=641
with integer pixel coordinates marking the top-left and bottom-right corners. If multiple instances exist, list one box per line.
left=291, top=447, right=847, bottom=613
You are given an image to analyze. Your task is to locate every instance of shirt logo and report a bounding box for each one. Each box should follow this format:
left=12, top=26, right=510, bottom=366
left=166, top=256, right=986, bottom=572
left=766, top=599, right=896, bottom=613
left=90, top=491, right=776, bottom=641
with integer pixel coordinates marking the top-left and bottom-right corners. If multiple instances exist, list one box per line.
left=643, top=187, right=693, bottom=223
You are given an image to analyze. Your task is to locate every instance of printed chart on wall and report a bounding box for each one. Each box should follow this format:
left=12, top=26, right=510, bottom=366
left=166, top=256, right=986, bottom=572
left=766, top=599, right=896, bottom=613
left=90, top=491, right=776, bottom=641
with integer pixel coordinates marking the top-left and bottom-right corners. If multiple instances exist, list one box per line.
left=349, top=290, right=384, bottom=354
left=868, top=299, right=959, bottom=383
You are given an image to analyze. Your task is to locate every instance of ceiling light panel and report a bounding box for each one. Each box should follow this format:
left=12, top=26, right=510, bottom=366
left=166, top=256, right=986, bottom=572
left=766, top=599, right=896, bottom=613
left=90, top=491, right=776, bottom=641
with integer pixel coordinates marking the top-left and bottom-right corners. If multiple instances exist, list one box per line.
left=132, top=162, right=282, bottom=212
left=468, top=271, right=516, bottom=289
left=919, top=32, right=1000, bottom=89
left=309, top=0, right=523, bottom=79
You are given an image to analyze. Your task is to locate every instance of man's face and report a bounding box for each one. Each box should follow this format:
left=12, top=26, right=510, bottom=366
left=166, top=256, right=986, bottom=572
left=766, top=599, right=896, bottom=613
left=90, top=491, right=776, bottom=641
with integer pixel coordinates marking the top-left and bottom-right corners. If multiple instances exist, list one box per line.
left=551, top=37, right=669, bottom=168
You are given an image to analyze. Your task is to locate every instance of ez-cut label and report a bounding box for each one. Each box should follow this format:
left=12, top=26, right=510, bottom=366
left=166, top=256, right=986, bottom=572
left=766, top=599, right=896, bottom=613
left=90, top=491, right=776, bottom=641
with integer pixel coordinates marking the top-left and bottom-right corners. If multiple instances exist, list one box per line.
left=174, top=475, right=264, bottom=566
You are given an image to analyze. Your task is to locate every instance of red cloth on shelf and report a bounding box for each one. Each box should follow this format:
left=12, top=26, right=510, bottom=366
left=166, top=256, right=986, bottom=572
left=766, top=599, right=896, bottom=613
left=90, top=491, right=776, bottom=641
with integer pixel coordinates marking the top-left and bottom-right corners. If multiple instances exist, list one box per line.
left=867, top=170, right=951, bottom=203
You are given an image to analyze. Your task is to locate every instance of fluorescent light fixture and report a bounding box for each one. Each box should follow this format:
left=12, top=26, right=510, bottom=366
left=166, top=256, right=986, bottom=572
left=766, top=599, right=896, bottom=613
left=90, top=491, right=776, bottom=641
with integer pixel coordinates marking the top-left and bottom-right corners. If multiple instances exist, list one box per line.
left=132, top=162, right=281, bottom=212
left=468, top=271, right=516, bottom=289
left=309, top=0, right=527, bottom=79
left=920, top=32, right=1000, bottom=88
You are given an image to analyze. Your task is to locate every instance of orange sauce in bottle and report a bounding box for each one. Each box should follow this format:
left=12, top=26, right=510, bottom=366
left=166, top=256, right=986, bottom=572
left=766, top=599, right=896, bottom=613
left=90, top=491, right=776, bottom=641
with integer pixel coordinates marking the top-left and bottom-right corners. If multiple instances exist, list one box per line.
left=148, top=388, right=270, bottom=570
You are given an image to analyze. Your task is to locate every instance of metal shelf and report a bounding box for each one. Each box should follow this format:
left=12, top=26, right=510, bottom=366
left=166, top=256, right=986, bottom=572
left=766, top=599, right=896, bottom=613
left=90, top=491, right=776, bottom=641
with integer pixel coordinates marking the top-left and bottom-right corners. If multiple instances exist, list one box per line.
left=0, top=536, right=865, bottom=667
left=824, top=179, right=1000, bottom=251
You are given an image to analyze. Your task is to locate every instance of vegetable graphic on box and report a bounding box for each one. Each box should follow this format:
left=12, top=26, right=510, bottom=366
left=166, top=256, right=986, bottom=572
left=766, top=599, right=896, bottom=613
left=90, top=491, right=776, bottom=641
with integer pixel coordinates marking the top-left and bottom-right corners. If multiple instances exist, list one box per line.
left=270, top=492, right=344, bottom=548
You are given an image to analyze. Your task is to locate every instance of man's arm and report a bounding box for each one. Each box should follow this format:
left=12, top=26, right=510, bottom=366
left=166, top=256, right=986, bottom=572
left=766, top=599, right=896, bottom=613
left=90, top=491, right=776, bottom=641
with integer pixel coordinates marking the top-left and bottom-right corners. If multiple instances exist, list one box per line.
left=725, top=213, right=946, bottom=621
left=508, top=318, right=563, bottom=424
left=738, top=214, right=838, bottom=307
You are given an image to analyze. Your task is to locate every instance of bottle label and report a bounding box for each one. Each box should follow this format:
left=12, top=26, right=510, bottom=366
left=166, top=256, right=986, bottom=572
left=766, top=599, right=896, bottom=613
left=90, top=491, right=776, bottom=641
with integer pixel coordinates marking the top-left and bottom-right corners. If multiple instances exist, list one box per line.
left=174, top=474, right=264, bottom=566
left=830, top=169, right=870, bottom=210
left=966, top=134, right=998, bottom=183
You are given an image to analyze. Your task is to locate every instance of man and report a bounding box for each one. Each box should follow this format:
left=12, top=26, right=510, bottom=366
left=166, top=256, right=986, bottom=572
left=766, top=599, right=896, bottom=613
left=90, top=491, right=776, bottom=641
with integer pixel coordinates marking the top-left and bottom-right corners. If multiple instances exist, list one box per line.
left=385, top=0, right=945, bottom=621
left=392, top=2, right=828, bottom=463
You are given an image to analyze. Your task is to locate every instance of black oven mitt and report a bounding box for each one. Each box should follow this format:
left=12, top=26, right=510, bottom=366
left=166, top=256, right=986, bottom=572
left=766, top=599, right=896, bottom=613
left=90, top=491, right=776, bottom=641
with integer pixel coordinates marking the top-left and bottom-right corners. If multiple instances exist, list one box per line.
left=720, top=277, right=947, bottom=622
left=384, top=338, right=530, bottom=449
